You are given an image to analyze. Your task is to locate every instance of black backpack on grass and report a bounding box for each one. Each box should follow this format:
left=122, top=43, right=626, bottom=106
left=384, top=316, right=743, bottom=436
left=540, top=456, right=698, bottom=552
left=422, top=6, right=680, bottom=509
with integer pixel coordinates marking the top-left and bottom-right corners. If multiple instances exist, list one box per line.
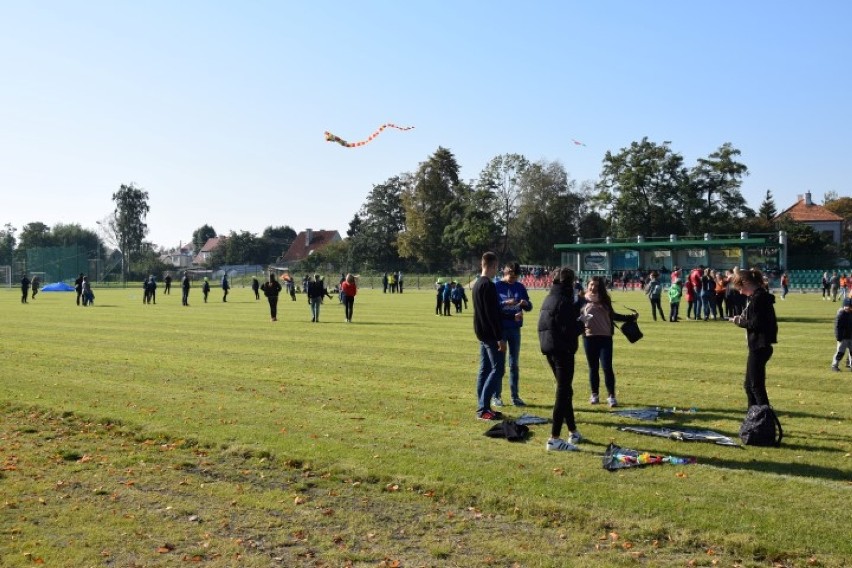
left=739, top=405, right=783, bottom=447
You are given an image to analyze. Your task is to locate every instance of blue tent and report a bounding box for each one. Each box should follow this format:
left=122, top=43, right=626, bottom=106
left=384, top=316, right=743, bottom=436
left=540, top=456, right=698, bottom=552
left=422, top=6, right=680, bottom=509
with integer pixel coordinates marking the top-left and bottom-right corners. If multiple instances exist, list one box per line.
left=41, top=282, right=75, bottom=292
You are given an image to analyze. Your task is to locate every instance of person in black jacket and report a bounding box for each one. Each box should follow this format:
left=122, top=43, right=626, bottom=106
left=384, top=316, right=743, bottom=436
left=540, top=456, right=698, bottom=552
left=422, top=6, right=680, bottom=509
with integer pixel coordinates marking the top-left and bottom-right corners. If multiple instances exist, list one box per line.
left=538, top=267, right=585, bottom=451
left=251, top=276, right=260, bottom=300
left=20, top=275, right=30, bottom=303
left=472, top=251, right=506, bottom=421
left=731, top=268, right=778, bottom=408
left=831, top=297, right=852, bottom=371
left=74, top=273, right=84, bottom=305
left=181, top=271, right=191, bottom=306
left=260, top=272, right=282, bottom=321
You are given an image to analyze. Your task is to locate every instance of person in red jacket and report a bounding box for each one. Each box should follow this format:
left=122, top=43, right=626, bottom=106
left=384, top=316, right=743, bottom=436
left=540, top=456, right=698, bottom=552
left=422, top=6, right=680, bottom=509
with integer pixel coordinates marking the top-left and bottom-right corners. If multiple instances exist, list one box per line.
left=341, top=274, right=357, bottom=323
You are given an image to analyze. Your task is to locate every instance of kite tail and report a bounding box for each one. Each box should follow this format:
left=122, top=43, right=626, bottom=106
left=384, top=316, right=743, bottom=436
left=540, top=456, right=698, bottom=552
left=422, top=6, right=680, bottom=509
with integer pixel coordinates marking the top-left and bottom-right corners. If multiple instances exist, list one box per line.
left=324, top=123, right=415, bottom=148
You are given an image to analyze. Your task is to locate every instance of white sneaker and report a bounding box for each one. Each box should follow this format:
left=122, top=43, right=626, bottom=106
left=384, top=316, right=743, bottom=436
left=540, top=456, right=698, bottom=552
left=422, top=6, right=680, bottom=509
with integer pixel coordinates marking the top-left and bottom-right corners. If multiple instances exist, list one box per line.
left=607, top=396, right=618, bottom=408
left=546, top=438, right=578, bottom=452
left=589, top=393, right=600, bottom=405
left=492, top=396, right=504, bottom=407
left=568, top=431, right=583, bottom=445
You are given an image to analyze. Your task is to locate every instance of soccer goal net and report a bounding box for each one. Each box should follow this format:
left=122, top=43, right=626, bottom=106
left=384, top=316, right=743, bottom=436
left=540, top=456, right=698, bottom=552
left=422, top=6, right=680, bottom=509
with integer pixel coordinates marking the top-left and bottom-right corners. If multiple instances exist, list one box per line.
left=0, top=266, right=10, bottom=288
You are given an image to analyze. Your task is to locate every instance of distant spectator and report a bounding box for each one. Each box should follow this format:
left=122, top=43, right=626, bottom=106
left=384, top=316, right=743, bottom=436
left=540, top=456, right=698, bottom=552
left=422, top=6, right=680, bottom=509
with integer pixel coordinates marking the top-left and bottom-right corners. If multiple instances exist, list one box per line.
left=202, top=277, right=210, bottom=303
left=181, top=271, right=191, bottom=306
left=260, top=272, right=282, bottom=322
left=221, top=274, right=230, bottom=302
left=31, top=275, right=40, bottom=300
left=341, top=273, right=357, bottom=323
left=20, top=274, right=30, bottom=303
left=251, top=276, right=260, bottom=300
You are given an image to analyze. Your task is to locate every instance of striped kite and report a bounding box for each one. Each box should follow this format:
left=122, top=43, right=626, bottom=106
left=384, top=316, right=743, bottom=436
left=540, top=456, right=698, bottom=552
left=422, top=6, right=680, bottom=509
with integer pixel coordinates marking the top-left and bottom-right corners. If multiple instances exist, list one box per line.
left=324, top=123, right=414, bottom=148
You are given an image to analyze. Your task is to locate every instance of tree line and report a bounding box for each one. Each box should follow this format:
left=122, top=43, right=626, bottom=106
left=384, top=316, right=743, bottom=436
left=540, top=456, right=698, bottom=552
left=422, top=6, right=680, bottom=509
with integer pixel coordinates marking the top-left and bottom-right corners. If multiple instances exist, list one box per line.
left=2, top=140, right=849, bottom=277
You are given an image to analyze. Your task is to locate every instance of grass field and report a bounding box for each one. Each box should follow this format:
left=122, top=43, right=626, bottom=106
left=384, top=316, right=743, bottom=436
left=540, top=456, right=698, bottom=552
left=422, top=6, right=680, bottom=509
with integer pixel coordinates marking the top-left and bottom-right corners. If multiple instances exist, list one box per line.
left=1, top=284, right=850, bottom=567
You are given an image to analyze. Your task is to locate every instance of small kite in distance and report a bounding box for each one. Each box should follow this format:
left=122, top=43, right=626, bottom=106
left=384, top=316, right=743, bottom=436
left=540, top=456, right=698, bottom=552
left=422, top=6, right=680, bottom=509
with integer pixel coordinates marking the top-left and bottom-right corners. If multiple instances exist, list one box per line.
left=571, top=139, right=586, bottom=147
left=324, top=123, right=415, bottom=148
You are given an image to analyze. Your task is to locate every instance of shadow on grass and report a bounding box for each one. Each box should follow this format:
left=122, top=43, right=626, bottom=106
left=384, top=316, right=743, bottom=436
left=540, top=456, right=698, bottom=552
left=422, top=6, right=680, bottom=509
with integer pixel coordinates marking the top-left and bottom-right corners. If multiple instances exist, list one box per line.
left=776, top=316, right=834, bottom=324
left=706, top=456, right=852, bottom=482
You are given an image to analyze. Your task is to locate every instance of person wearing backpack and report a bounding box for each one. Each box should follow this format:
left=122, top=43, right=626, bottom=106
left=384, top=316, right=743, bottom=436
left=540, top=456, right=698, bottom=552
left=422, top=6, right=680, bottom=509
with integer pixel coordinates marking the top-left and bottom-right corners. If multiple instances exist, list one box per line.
left=644, top=271, right=665, bottom=321
left=730, top=268, right=778, bottom=408
left=538, top=267, right=585, bottom=451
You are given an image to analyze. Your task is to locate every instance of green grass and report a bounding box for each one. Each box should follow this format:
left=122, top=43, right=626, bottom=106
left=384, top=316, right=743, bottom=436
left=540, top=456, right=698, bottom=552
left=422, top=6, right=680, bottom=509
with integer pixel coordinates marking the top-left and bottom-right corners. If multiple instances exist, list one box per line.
left=1, top=285, right=850, bottom=567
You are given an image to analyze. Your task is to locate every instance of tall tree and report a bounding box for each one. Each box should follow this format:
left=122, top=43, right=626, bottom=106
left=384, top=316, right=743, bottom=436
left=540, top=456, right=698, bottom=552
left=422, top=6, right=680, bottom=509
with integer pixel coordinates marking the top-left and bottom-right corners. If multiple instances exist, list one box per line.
left=398, top=147, right=462, bottom=271
left=596, top=138, right=688, bottom=238
left=192, top=224, right=217, bottom=252
left=17, top=222, right=53, bottom=251
left=758, top=190, right=777, bottom=221
left=690, top=143, right=752, bottom=233
left=348, top=176, right=407, bottom=270
left=824, top=196, right=852, bottom=258
left=513, top=160, right=580, bottom=264
left=209, top=231, right=267, bottom=266
left=0, top=223, right=16, bottom=266
left=477, top=153, right=529, bottom=256
left=442, top=182, right=501, bottom=263
left=112, top=183, right=150, bottom=283
left=51, top=223, right=103, bottom=257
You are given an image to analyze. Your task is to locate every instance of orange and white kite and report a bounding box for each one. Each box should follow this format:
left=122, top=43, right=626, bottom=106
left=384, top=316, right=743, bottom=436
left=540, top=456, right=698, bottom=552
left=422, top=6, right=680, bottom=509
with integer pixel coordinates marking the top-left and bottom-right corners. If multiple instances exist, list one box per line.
left=324, top=123, right=414, bottom=148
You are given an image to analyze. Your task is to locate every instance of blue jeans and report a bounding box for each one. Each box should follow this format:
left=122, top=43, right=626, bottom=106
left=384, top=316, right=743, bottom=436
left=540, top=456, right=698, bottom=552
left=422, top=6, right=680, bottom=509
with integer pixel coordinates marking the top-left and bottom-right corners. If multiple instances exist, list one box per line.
left=583, top=335, right=616, bottom=397
left=476, top=341, right=505, bottom=413
left=310, top=299, right=321, bottom=321
left=701, top=292, right=713, bottom=318
left=496, top=327, right=521, bottom=399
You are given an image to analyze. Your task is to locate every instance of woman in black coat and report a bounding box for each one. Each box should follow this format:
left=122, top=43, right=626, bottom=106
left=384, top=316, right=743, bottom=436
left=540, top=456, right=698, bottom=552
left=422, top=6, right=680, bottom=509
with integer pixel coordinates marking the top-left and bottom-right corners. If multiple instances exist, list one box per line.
left=538, top=267, right=585, bottom=452
left=731, top=268, right=778, bottom=408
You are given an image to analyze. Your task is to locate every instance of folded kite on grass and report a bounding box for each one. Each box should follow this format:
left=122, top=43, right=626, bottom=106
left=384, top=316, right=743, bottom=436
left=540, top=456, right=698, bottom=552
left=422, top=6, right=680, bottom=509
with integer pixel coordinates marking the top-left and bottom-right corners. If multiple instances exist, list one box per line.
left=603, top=443, right=696, bottom=471
left=619, top=425, right=737, bottom=446
left=613, top=407, right=698, bottom=421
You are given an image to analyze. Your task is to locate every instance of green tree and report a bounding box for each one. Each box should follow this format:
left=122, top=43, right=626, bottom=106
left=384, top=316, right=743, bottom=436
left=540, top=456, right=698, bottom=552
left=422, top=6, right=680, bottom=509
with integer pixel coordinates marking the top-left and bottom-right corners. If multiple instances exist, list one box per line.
left=112, top=183, right=150, bottom=284
left=261, top=225, right=297, bottom=263
left=758, top=190, right=777, bottom=221
left=824, top=196, right=852, bottom=258
left=192, top=224, right=217, bottom=252
left=51, top=223, right=104, bottom=258
left=690, top=143, right=752, bottom=233
left=0, top=223, right=16, bottom=266
left=17, top=222, right=53, bottom=251
left=398, top=147, right=462, bottom=271
left=348, top=176, right=407, bottom=271
left=442, top=183, right=501, bottom=264
left=596, top=138, right=689, bottom=238
left=210, top=231, right=267, bottom=266
left=514, top=160, right=581, bottom=264
left=477, top=153, right=529, bottom=256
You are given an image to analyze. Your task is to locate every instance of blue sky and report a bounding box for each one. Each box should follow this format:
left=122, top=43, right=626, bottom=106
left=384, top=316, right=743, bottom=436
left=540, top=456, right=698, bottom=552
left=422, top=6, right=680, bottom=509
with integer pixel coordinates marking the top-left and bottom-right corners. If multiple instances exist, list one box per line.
left=1, top=1, right=849, bottom=249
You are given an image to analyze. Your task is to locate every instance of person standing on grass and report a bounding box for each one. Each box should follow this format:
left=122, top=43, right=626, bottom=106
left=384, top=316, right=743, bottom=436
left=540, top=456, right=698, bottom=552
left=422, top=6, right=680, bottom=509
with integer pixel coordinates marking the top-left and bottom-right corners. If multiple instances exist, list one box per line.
left=451, top=281, right=464, bottom=313
left=164, top=273, right=172, bottom=295
left=181, top=271, right=191, bottom=306
left=538, top=267, right=585, bottom=452
left=260, top=272, right=282, bottom=322
left=580, top=276, right=636, bottom=408
left=829, top=271, right=840, bottom=302
left=831, top=297, right=852, bottom=372
left=644, top=271, right=665, bottom=322
left=493, top=262, right=533, bottom=408
left=31, top=275, right=40, bottom=300
left=306, top=274, right=326, bottom=322
left=397, top=271, right=404, bottom=294
left=684, top=277, right=697, bottom=320
left=20, top=274, right=30, bottom=304
left=341, top=273, right=357, bottom=323
left=148, top=275, right=157, bottom=304
left=74, top=273, right=84, bottom=306
left=251, top=276, right=260, bottom=300
left=81, top=276, right=94, bottom=306
left=286, top=277, right=296, bottom=301
left=473, top=251, right=506, bottom=421
left=443, top=281, right=454, bottom=316
left=668, top=279, right=683, bottom=322
left=700, top=268, right=716, bottom=320
left=780, top=272, right=790, bottom=300
left=435, top=281, right=445, bottom=316
left=202, top=277, right=210, bottom=303
left=221, top=273, right=230, bottom=302
left=821, top=271, right=830, bottom=300
left=730, top=268, right=778, bottom=408
left=142, top=276, right=150, bottom=304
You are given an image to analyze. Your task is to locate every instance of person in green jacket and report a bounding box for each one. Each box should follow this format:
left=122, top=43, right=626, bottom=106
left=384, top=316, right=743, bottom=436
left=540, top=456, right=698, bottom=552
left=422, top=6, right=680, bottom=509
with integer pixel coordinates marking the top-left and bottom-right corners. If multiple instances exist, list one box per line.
left=668, top=279, right=683, bottom=322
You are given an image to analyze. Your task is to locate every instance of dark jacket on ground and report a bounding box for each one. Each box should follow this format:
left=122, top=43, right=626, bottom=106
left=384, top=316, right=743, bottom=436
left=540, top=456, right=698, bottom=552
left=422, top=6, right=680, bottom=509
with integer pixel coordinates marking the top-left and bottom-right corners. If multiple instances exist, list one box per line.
left=735, top=287, right=778, bottom=349
left=538, top=282, right=584, bottom=355
left=472, top=276, right=502, bottom=343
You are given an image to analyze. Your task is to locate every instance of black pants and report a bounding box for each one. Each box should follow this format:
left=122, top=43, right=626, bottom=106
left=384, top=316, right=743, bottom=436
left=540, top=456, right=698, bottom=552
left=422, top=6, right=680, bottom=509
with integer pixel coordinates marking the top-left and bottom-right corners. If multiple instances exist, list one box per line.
left=21, top=287, right=29, bottom=303
left=164, top=283, right=171, bottom=294
left=443, top=299, right=451, bottom=316
left=547, top=353, right=576, bottom=437
left=343, top=296, right=354, bottom=321
left=76, top=290, right=82, bottom=305
left=436, top=296, right=442, bottom=315
left=745, top=346, right=773, bottom=407
left=223, top=289, right=229, bottom=302
left=182, top=289, right=189, bottom=306
left=649, top=297, right=665, bottom=321
left=669, top=302, right=680, bottom=321
left=254, top=287, right=260, bottom=300
left=267, top=295, right=279, bottom=319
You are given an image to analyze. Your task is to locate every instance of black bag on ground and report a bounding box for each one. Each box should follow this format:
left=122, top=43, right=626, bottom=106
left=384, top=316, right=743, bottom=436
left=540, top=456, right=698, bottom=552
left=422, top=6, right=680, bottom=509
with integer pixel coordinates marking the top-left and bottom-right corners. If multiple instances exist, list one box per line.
left=739, top=405, right=783, bottom=447
left=483, top=420, right=529, bottom=442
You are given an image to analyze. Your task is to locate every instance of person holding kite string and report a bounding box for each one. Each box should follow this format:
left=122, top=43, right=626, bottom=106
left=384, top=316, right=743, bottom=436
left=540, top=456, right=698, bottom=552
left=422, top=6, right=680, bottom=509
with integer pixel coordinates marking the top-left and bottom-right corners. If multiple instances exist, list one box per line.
left=730, top=268, right=778, bottom=408
left=538, top=267, right=585, bottom=451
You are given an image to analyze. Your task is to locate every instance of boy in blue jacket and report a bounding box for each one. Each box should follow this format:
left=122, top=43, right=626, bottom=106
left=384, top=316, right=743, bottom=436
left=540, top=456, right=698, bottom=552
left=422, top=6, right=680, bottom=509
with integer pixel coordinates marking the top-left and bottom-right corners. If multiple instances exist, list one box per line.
left=493, top=262, right=533, bottom=407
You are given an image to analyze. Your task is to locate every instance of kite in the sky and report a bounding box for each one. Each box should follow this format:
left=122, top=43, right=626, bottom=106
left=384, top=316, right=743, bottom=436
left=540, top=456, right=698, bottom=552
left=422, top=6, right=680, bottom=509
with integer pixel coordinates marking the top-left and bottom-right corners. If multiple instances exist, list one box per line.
left=603, top=443, right=696, bottom=471
left=324, top=123, right=415, bottom=148
left=571, top=139, right=587, bottom=147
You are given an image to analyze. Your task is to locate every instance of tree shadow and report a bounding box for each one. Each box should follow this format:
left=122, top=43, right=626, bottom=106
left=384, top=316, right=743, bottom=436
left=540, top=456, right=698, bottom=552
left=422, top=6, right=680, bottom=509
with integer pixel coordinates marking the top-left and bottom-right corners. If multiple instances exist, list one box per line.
left=707, top=456, right=851, bottom=482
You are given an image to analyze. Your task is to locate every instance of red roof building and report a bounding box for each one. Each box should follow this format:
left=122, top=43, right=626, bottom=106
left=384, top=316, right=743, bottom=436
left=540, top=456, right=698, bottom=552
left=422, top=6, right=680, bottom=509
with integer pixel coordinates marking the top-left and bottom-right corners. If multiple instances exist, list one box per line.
left=281, top=229, right=342, bottom=264
left=775, top=192, right=843, bottom=244
left=193, top=236, right=227, bottom=265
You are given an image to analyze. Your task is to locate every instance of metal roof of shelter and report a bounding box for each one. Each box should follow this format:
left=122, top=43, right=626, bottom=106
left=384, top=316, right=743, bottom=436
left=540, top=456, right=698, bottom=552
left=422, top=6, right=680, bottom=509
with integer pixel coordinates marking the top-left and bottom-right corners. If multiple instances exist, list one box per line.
left=554, top=236, right=774, bottom=252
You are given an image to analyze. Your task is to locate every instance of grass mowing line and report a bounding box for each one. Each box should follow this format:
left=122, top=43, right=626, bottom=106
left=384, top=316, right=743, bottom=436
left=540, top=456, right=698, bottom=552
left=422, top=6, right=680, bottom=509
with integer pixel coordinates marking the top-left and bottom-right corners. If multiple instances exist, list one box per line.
left=1, top=287, right=850, bottom=566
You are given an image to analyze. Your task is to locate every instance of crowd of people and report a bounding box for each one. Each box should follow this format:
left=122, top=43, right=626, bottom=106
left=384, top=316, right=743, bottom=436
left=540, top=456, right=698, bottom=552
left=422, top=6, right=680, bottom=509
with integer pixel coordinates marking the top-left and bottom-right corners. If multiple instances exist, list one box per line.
left=468, top=252, right=797, bottom=452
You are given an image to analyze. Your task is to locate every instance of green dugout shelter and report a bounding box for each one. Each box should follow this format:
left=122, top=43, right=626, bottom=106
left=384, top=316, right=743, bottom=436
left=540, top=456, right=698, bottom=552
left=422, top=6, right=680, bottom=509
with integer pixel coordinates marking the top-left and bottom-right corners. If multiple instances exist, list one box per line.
left=555, top=232, right=788, bottom=273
